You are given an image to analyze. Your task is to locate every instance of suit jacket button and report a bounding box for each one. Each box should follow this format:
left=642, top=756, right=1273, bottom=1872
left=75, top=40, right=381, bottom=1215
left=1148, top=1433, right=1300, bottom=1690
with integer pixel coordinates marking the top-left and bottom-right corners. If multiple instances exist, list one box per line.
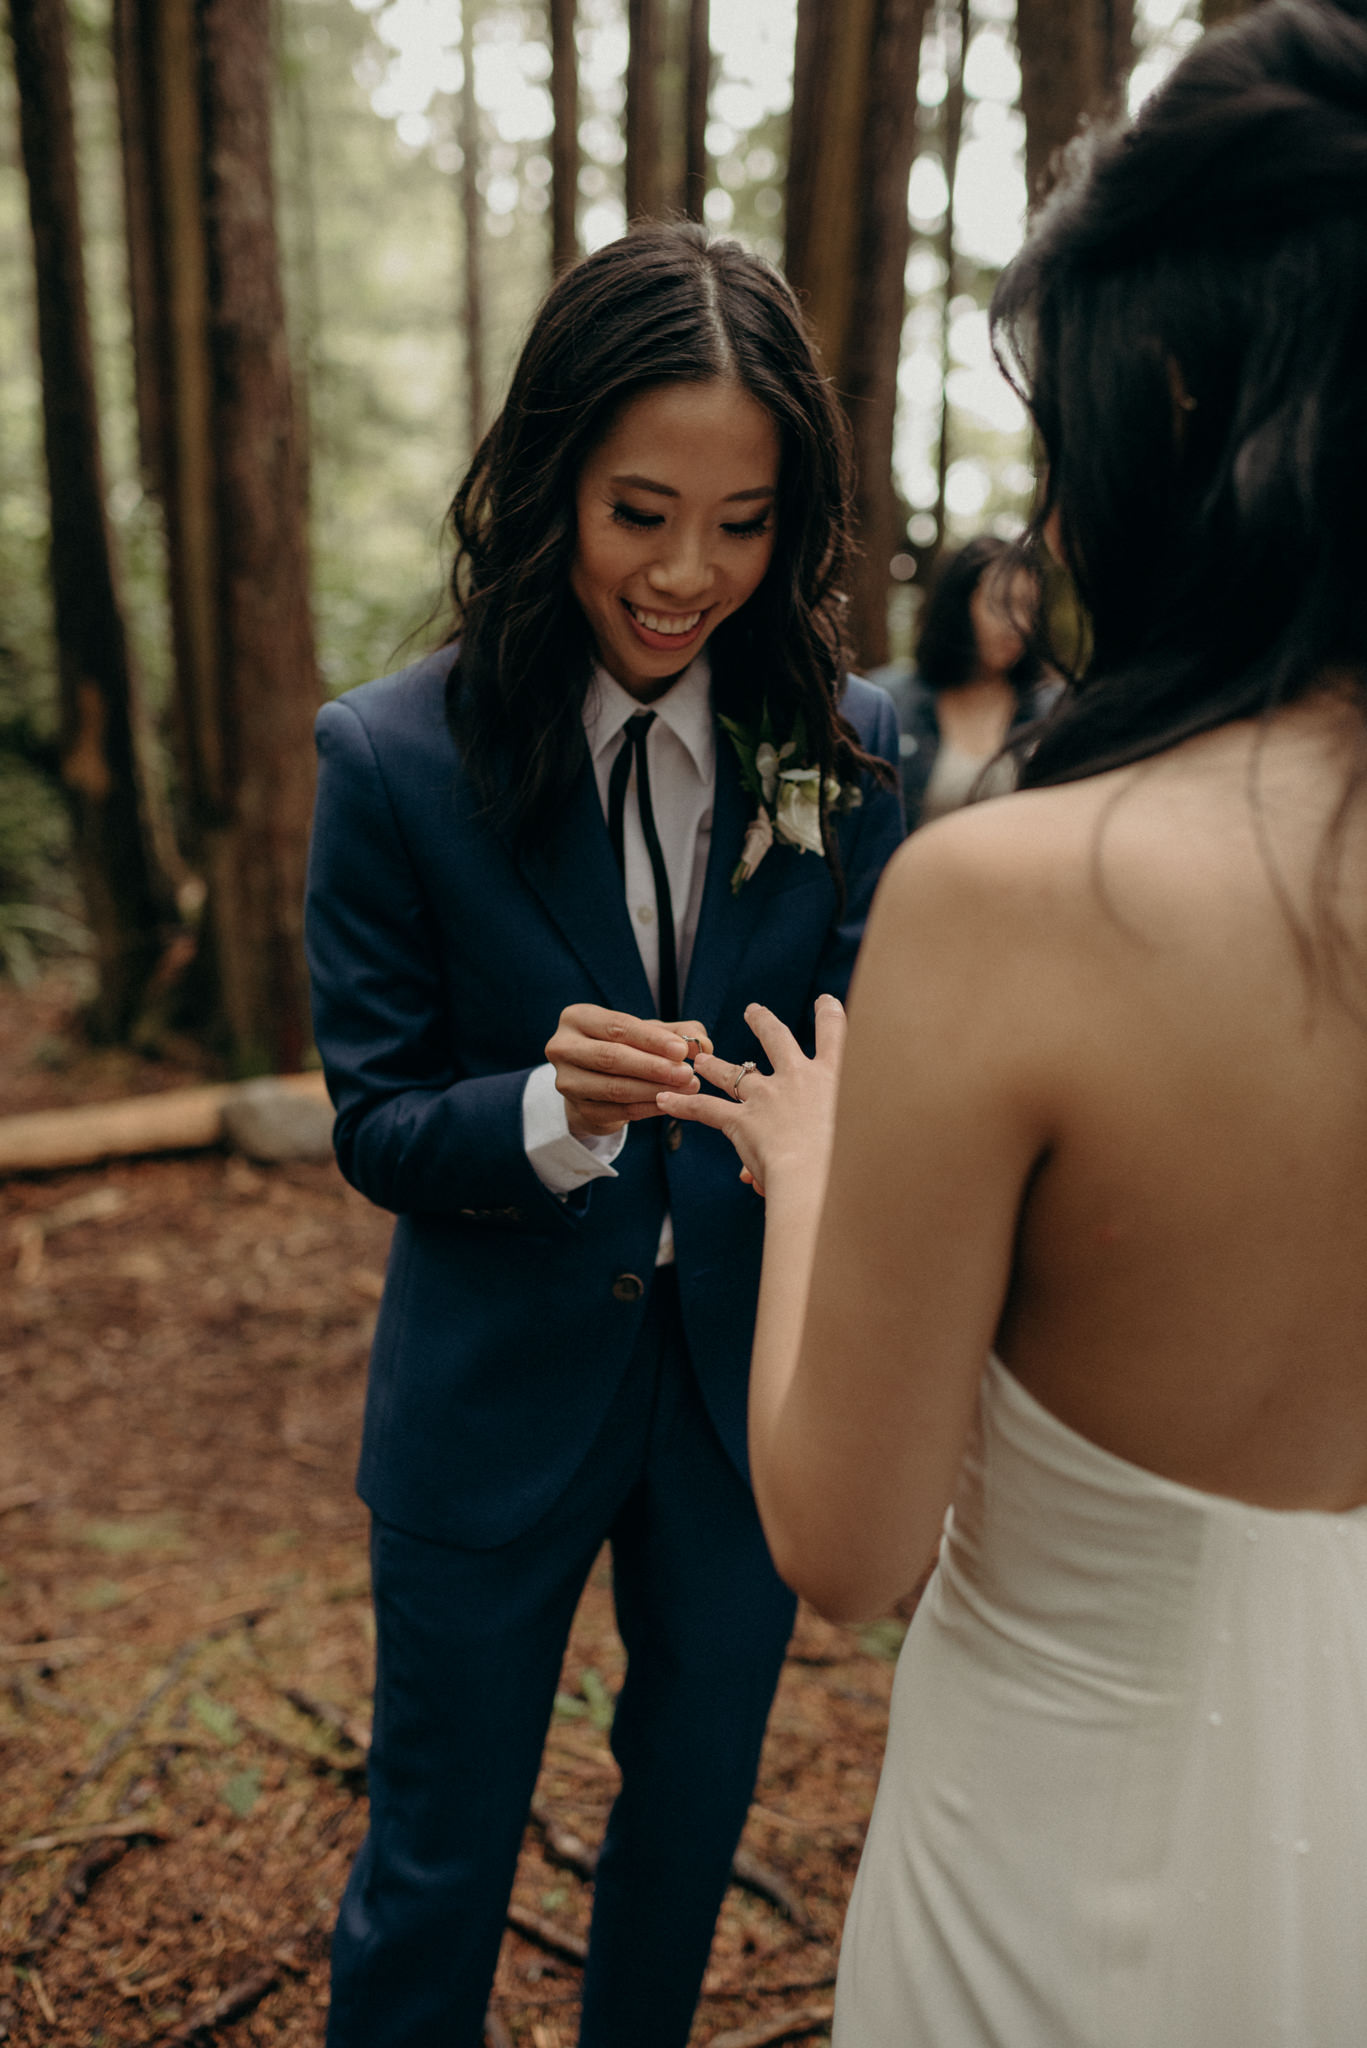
left=665, top=1120, right=682, bottom=1152
left=612, top=1272, right=645, bottom=1303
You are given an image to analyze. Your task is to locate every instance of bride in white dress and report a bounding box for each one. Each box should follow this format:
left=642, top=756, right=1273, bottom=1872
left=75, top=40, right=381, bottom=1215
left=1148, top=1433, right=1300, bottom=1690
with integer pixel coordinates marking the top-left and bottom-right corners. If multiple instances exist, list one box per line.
left=660, top=1, right=1367, bottom=2039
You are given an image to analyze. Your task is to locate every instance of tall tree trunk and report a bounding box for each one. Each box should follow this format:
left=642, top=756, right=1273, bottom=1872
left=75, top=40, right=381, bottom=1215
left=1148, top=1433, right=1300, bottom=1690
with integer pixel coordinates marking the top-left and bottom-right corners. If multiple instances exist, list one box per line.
left=1202, top=0, right=1252, bottom=22
left=625, top=0, right=665, bottom=221
left=114, top=0, right=320, bottom=1074
left=199, top=0, right=319, bottom=1074
left=681, top=0, right=709, bottom=222
left=460, top=0, right=486, bottom=450
left=549, top=0, right=579, bottom=272
left=786, top=0, right=929, bottom=669
left=9, top=0, right=174, bottom=1041
left=1017, top=0, right=1134, bottom=205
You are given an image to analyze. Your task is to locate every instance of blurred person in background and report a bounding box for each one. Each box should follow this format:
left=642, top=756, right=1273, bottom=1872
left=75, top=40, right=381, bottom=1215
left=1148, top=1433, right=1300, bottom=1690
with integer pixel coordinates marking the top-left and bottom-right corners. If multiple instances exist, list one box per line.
left=875, top=535, right=1051, bottom=830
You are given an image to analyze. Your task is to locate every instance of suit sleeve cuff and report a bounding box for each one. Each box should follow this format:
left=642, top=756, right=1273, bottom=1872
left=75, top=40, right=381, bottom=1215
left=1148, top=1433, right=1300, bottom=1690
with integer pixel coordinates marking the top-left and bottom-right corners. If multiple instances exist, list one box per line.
left=522, top=1062, right=626, bottom=1195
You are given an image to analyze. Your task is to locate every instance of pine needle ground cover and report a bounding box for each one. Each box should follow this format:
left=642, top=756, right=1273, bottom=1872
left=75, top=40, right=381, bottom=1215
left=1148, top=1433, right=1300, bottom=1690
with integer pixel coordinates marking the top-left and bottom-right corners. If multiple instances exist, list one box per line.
left=0, top=975, right=920, bottom=2048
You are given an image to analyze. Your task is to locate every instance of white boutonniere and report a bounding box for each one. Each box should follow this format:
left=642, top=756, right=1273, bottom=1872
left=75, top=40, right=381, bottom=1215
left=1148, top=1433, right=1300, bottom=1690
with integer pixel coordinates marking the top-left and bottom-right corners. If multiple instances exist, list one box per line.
left=719, top=706, right=862, bottom=894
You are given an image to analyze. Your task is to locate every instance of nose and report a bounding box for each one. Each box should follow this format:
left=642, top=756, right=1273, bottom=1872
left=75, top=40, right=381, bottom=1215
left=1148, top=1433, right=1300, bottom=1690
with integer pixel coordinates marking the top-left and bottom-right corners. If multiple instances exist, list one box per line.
left=646, top=525, right=713, bottom=603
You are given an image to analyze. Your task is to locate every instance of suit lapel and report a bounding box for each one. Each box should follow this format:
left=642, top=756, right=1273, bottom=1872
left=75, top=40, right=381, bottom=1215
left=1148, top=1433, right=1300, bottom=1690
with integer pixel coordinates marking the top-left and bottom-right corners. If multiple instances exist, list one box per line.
left=516, top=755, right=656, bottom=1017
left=681, top=719, right=787, bottom=1036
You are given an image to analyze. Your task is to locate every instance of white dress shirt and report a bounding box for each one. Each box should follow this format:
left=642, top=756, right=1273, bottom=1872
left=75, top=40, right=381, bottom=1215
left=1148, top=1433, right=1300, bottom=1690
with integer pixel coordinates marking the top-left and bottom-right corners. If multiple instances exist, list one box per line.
left=521, top=655, right=716, bottom=1263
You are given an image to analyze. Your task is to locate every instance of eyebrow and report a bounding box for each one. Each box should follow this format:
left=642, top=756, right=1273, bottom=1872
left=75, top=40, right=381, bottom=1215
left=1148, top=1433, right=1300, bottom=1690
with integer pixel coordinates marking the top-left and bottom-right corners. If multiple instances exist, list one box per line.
left=608, top=473, right=776, bottom=503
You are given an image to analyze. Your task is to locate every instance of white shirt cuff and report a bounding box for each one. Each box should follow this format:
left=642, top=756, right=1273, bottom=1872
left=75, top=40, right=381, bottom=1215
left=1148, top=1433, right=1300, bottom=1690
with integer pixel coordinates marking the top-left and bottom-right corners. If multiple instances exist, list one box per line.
left=522, top=1062, right=626, bottom=1195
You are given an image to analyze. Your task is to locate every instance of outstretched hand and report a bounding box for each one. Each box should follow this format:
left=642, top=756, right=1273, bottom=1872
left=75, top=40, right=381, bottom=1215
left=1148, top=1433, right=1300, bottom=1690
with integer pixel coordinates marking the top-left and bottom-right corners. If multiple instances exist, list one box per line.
left=657, top=994, right=846, bottom=1197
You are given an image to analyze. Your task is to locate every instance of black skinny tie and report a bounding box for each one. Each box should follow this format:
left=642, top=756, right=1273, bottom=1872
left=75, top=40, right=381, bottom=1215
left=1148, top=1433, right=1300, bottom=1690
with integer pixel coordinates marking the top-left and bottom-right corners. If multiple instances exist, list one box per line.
left=607, top=711, right=679, bottom=1021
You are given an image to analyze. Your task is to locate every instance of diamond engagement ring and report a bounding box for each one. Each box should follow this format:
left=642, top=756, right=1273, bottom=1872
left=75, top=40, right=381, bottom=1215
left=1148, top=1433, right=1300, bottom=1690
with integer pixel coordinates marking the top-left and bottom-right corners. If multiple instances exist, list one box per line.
left=730, top=1060, right=759, bottom=1103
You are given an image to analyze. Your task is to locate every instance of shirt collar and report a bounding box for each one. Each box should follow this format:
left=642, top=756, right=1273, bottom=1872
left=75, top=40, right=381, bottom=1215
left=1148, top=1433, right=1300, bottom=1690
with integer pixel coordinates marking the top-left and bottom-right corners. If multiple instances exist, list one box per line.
left=583, top=655, right=715, bottom=785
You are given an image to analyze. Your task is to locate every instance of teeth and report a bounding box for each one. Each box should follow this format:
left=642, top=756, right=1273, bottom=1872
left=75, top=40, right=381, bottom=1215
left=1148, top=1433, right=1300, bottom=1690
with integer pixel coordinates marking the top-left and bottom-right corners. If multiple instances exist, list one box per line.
left=628, top=603, right=702, bottom=637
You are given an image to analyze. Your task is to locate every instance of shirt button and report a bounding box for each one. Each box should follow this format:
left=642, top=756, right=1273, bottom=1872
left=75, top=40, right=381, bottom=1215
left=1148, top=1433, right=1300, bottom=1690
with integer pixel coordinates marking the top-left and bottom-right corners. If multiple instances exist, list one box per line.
left=612, top=1272, right=645, bottom=1303
left=665, top=1120, right=682, bottom=1152
left=635, top=903, right=655, bottom=925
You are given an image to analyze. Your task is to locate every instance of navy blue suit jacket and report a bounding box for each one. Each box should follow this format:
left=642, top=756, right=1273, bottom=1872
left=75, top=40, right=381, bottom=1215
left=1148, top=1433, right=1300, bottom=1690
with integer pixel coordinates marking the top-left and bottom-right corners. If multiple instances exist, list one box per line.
left=305, top=650, right=904, bottom=1549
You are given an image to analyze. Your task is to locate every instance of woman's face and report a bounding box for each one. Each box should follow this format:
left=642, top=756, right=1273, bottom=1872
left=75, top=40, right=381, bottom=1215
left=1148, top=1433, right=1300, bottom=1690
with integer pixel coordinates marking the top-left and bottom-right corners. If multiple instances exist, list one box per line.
left=571, top=379, right=780, bottom=702
left=969, top=566, right=1036, bottom=680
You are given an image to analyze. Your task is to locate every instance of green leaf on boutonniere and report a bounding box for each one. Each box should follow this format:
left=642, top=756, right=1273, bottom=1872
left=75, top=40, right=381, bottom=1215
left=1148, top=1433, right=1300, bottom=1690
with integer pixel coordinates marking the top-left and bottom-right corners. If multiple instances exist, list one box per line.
left=718, top=714, right=766, bottom=802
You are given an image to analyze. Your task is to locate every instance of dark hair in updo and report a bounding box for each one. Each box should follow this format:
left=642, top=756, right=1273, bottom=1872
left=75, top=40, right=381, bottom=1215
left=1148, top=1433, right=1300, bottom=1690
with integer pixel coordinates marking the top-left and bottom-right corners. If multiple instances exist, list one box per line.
left=916, top=535, right=1044, bottom=695
left=444, top=221, right=889, bottom=855
left=992, top=0, right=1367, bottom=794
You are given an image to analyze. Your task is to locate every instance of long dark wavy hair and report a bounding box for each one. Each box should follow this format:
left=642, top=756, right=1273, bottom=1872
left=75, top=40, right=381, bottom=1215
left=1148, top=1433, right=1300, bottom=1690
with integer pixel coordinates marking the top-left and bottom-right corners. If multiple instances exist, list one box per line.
left=444, top=221, right=890, bottom=863
left=992, top=0, right=1367, bottom=819
left=916, top=535, right=1044, bottom=696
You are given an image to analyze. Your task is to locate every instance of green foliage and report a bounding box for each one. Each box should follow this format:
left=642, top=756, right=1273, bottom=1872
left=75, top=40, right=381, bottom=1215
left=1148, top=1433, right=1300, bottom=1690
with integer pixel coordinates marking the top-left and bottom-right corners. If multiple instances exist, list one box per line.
left=858, top=1616, right=908, bottom=1662
left=191, top=1692, right=242, bottom=1746
left=222, top=1765, right=263, bottom=1816
left=80, top=1513, right=187, bottom=1556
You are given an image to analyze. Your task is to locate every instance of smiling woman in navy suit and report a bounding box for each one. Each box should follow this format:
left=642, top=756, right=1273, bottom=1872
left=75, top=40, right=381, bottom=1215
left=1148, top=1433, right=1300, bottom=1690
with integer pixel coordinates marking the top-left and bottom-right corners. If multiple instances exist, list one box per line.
left=305, top=222, right=903, bottom=2048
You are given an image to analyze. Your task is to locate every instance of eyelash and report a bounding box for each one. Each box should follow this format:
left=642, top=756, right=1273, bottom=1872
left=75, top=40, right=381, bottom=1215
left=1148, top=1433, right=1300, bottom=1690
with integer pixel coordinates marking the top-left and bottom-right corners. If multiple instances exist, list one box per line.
left=609, top=503, right=773, bottom=540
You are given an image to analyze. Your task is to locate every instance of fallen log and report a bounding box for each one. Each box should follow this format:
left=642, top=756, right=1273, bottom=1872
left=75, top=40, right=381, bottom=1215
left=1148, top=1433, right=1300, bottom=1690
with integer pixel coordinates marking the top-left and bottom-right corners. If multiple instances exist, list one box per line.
left=0, top=1070, right=329, bottom=1177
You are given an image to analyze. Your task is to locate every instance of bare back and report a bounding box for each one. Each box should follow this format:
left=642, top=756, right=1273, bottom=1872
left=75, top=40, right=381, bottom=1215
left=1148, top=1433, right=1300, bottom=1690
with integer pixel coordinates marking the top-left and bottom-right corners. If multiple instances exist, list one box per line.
left=986, top=697, right=1367, bottom=1506
left=787, top=688, right=1367, bottom=1614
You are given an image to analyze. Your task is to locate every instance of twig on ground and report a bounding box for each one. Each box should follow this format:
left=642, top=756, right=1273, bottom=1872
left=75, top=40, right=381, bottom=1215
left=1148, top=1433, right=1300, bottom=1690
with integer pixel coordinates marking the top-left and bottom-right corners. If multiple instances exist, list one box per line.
left=0, top=1635, right=103, bottom=1668
left=25, top=1965, right=57, bottom=2027
left=0, top=1817, right=172, bottom=1866
left=279, top=1684, right=371, bottom=1753
left=155, top=1964, right=280, bottom=2043
left=705, top=1998, right=835, bottom=2048
left=506, top=1902, right=589, bottom=1967
left=529, top=1798, right=599, bottom=1880
left=17, top=1836, right=128, bottom=1955
left=528, top=1799, right=815, bottom=1933
left=730, top=1846, right=817, bottom=1934
left=50, top=1610, right=262, bottom=1819
left=705, top=1969, right=837, bottom=2000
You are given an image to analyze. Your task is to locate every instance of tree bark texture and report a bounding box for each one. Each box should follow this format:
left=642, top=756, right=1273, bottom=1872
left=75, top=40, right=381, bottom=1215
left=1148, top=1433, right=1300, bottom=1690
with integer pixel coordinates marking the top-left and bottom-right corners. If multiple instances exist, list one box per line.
left=785, top=0, right=929, bottom=669
left=115, top=0, right=320, bottom=1073
left=681, top=0, right=709, bottom=222
left=1016, top=0, right=1134, bottom=206
left=9, top=0, right=174, bottom=1040
left=549, top=0, right=579, bottom=272
left=625, top=0, right=665, bottom=220
left=460, top=0, right=486, bottom=444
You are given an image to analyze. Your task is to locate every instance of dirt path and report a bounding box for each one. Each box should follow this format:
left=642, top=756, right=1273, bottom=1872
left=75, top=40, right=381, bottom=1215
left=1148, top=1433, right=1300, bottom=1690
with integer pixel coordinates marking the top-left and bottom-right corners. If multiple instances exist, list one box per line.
left=0, top=980, right=911, bottom=2046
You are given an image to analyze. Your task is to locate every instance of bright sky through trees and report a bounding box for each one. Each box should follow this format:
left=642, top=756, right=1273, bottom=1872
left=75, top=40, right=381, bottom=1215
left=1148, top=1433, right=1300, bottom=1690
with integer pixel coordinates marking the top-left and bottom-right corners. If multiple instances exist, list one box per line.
left=349, top=0, right=1203, bottom=537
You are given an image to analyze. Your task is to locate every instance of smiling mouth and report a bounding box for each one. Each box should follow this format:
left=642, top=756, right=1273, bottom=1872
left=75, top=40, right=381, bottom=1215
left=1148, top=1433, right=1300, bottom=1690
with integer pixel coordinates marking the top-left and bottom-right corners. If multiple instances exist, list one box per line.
left=624, top=601, right=705, bottom=638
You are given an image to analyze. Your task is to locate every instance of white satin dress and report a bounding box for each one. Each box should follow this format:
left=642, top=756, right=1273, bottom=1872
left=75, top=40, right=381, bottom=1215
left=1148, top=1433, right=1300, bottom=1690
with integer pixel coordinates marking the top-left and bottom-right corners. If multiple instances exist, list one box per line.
left=834, top=1356, right=1367, bottom=2046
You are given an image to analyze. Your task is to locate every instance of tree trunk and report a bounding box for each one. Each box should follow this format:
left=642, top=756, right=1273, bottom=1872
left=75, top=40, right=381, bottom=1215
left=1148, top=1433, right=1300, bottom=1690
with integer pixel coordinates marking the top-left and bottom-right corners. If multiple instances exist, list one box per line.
left=549, top=0, right=579, bottom=272
left=1202, top=0, right=1252, bottom=22
left=626, top=0, right=665, bottom=221
left=9, top=0, right=174, bottom=1041
left=681, top=0, right=709, bottom=222
left=198, top=0, right=319, bottom=1074
left=1016, top=0, right=1133, bottom=205
left=460, top=0, right=486, bottom=447
left=114, top=0, right=320, bottom=1074
left=786, top=0, right=929, bottom=669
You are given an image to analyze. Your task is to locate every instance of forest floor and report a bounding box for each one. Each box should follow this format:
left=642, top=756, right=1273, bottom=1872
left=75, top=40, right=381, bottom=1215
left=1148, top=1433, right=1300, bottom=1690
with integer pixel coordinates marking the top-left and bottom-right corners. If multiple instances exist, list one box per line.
left=0, top=973, right=919, bottom=2048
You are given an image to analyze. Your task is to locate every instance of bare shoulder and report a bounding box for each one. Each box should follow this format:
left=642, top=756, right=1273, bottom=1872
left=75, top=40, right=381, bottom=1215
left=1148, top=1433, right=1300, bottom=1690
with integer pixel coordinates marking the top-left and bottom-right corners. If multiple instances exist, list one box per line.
left=872, top=778, right=1121, bottom=946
